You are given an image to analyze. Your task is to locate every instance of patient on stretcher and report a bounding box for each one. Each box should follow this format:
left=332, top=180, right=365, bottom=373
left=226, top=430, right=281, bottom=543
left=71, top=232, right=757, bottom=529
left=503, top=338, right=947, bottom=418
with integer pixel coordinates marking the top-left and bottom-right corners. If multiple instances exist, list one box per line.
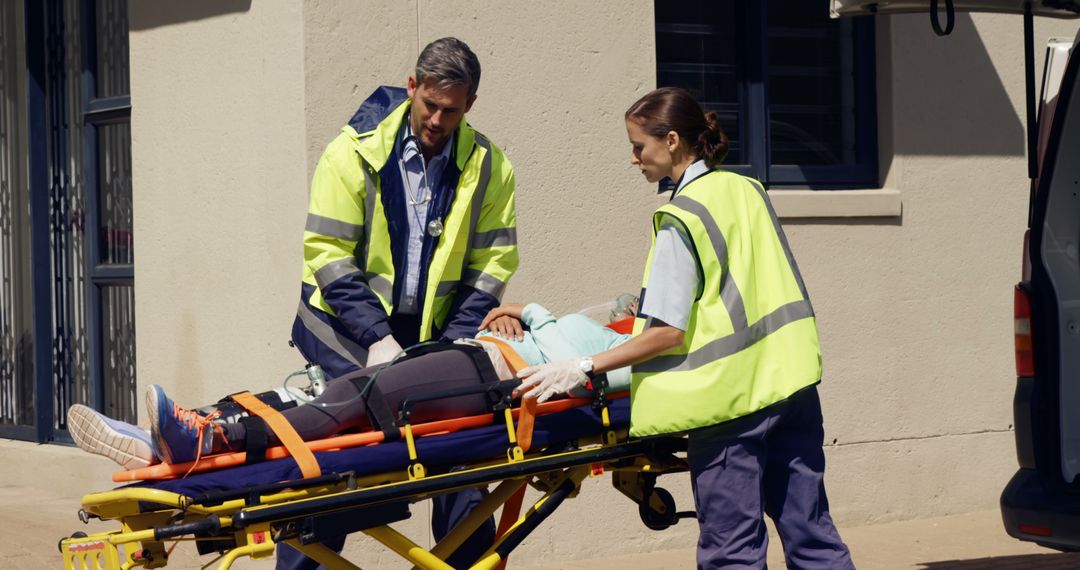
left=67, top=303, right=634, bottom=470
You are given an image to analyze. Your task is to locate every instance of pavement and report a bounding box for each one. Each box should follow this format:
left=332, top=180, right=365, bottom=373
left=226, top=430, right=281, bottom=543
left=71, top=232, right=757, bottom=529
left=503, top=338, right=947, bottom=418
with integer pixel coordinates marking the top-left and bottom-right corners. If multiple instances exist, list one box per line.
left=10, top=484, right=1080, bottom=569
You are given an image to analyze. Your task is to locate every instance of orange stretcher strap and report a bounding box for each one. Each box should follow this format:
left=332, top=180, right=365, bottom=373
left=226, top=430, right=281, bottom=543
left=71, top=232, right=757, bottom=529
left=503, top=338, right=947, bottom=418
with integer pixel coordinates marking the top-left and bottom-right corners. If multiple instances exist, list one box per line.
left=476, top=336, right=536, bottom=452
left=231, top=391, right=322, bottom=479
left=494, top=483, right=528, bottom=570
left=475, top=335, right=528, bottom=373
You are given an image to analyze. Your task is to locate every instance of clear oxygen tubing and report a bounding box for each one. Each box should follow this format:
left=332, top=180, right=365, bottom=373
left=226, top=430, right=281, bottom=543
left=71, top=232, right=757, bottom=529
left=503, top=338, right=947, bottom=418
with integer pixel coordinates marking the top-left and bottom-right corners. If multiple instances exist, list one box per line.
left=576, top=293, right=639, bottom=323
left=282, top=341, right=441, bottom=410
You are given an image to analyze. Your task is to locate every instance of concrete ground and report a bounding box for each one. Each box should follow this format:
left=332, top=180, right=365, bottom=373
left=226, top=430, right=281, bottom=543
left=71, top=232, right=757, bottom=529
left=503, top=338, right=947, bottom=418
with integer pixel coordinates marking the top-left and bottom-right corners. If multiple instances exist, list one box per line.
left=11, top=486, right=1080, bottom=569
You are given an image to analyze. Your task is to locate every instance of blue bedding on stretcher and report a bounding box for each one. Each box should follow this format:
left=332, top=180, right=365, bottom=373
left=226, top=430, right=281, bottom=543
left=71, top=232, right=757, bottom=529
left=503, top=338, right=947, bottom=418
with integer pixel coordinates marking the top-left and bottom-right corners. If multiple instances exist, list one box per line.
left=138, top=398, right=631, bottom=498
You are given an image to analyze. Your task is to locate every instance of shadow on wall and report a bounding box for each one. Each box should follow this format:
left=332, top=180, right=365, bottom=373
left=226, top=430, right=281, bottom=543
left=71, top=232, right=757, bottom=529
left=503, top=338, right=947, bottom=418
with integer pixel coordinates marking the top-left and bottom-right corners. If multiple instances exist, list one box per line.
left=891, top=13, right=1025, bottom=156
left=130, top=0, right=251, bottom=31
left=919, top=552, right=1080, bottom=569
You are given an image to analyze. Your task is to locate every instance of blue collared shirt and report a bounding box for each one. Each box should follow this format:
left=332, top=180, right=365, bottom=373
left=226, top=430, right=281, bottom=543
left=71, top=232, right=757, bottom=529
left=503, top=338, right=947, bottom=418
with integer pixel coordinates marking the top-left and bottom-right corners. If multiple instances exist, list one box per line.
left=396, top=117, right=453, bottom=314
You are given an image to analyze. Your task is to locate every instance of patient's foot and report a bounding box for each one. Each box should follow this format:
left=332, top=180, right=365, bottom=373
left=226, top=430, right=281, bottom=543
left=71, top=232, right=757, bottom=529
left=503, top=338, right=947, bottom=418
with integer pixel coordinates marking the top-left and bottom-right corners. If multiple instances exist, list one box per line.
left=67, top=404, right=156, bottom=470
left=147, top=384, right=224, bottom=464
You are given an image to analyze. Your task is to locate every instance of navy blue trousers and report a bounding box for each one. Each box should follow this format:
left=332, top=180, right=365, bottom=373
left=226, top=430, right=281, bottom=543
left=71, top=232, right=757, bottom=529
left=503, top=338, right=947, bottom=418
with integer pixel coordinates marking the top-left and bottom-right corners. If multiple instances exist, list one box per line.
left=688, top=386, right=853, bottom=570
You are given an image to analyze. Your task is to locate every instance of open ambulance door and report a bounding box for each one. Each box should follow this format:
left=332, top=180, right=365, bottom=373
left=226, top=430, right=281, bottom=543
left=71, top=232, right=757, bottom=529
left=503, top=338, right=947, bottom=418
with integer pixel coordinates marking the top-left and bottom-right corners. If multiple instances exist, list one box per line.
left=832, top=0, right=1080, bottom=550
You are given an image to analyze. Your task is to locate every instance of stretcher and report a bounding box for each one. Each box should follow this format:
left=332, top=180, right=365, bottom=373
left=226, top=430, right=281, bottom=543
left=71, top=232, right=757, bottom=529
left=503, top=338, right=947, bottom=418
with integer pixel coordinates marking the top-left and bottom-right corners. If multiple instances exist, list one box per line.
left=60, top=367, right=692, bottom=569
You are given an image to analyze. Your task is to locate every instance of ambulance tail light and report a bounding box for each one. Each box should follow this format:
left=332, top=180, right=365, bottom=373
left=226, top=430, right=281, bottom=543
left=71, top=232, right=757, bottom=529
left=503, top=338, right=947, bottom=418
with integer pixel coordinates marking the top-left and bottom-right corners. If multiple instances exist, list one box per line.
left=1017, top=523, right=1053, bottom=537
left=1015, top=285, right=1034, bottom=377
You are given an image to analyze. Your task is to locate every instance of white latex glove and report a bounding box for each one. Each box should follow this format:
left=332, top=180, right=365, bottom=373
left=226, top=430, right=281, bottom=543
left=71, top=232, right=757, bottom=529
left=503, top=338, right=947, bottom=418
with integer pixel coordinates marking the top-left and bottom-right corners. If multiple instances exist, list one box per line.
left=517, top=358, right=589, bottom=403
left=366, top=334, right=404, bottom=368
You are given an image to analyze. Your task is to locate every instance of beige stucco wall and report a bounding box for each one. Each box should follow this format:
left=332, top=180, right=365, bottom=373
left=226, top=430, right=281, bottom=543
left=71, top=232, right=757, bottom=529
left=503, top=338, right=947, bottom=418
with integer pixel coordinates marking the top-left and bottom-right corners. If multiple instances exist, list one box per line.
left=127, top=1, right=311, bottom=410
left=11, top=1, right=1080, bottom=567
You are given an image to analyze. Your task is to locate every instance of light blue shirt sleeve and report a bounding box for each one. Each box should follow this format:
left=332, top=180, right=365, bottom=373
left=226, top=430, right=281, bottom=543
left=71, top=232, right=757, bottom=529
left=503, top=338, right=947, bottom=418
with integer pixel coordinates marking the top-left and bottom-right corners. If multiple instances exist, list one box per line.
left=638, top=215, right=701, bottom=331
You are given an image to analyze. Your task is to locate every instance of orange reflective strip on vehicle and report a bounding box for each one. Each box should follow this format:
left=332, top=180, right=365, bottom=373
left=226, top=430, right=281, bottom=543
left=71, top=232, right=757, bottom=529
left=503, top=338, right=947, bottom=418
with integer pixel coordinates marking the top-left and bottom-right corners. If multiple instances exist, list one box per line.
left=230, top=391, right=322, bottom=479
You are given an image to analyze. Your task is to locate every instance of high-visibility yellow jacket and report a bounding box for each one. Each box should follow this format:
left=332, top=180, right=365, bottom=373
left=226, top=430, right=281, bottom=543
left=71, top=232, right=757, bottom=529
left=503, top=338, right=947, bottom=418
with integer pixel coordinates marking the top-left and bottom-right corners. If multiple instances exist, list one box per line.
left=630, top=170, right=820, bottom=437
left=292, top=87, right=517, bottom=374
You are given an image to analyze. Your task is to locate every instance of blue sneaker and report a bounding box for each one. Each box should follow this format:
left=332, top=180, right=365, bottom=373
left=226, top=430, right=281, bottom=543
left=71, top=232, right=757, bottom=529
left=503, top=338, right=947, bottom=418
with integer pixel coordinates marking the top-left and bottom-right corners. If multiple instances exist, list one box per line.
left=67, top=404, right=156, bottom=470
left=146, top=384, right=221, bottom=464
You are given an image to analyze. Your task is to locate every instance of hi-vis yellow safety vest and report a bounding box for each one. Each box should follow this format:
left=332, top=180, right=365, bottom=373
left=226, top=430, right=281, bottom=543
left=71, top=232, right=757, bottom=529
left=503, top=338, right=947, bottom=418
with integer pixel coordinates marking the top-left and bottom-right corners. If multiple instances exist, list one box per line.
left=301, top=99, right=518, bottom=343
left=630, top=170, right=821, bottom=437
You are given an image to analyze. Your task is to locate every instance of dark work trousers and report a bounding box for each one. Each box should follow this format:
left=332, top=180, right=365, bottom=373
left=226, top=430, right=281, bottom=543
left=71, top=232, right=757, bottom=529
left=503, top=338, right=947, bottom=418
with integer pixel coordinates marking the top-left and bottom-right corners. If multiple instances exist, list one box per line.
left=276, top=314, right=496, bottom=569
left=688, top=385, right=853, bottom=570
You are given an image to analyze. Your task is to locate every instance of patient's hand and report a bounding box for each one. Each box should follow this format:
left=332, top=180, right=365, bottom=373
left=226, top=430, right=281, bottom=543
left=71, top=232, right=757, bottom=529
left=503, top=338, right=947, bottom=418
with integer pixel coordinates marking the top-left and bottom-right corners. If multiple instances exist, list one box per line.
left=480, top=304, right=526, bottom=341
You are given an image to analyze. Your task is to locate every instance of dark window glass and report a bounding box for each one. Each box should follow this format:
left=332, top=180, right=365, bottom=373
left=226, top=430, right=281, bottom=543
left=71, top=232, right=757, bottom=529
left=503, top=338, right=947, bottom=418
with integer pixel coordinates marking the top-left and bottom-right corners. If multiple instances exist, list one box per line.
left=95, top=0, right=129, bottom=99
left=656, top=2, right=744, bottom=164
left=102, top=284, right=135, bottom=423
left=655, top=0, right=877, bottom=188
left=767, top=2, right=857, bottom=166
left=98, top=123, right=133, bottom=265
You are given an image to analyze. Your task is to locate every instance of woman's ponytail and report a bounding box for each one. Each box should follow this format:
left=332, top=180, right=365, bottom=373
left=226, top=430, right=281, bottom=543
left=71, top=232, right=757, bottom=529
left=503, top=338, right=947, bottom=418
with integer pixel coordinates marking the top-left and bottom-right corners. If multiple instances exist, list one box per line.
left=697, top=111, right=729, bottom=167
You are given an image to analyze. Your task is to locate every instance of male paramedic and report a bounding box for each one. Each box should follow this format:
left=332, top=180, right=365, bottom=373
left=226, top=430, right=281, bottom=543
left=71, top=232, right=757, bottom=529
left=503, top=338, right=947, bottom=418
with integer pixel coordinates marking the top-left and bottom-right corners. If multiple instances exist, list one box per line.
left=284, top=37, right=518, bottom=569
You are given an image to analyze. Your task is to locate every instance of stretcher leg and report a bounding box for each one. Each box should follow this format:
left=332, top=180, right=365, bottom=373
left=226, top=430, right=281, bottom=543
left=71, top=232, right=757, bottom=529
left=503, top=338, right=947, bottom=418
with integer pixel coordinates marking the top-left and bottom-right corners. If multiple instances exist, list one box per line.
left=364, top=526, right=454, bottom=570
left=424, top=478, right=525, bottom=565
left=281, top=538, right=363, bottom=570
left=471, top=467, right=589, bottom=570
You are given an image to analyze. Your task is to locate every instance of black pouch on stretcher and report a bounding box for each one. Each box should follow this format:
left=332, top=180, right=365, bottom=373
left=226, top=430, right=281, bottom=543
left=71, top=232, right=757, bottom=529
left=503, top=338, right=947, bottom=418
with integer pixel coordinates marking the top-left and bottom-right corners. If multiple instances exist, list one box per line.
left=193, top=342, right=503, bottom=434
left=195, top=389, right=298, bottom=425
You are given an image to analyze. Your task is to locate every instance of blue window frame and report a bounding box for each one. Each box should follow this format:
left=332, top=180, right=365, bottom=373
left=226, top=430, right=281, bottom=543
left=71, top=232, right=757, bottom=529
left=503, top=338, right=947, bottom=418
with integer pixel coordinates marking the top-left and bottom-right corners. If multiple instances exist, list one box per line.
left=656, top=0, right=878, bottom=189
left=0, top=0, right=133, bottom=443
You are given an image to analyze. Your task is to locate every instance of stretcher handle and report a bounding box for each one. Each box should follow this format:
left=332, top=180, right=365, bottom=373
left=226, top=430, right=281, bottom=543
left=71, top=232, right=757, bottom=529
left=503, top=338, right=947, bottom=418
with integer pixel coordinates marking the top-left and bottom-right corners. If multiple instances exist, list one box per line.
left=397, top=380, right=519, bottom=424
left=154, top=514, right=221, bottom=541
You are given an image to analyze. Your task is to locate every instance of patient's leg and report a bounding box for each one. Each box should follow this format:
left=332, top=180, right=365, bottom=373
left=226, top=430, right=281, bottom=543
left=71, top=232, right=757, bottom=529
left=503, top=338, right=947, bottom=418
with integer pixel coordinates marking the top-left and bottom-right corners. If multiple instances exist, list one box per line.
left=216, top=347, right=495, bottom=452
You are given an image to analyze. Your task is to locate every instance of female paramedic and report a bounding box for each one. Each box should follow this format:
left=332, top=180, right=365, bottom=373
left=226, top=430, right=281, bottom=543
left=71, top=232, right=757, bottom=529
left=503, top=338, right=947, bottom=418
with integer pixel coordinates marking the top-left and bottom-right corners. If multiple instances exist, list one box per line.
left=66, top=302, right=635, bottom=468
left=500, top=87, right=855, bottom=569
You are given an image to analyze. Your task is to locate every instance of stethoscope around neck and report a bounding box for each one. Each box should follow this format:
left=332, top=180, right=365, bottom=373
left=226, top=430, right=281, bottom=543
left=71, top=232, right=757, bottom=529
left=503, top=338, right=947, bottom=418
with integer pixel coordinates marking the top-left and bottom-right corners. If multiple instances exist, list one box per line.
left=399, top=134, right=445, bottom=238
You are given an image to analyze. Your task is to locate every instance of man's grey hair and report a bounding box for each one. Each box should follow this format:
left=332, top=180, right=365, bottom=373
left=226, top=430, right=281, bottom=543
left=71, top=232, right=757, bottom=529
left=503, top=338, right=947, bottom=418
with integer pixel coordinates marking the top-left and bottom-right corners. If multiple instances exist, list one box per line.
left=415, top=37, right=481, bottom=98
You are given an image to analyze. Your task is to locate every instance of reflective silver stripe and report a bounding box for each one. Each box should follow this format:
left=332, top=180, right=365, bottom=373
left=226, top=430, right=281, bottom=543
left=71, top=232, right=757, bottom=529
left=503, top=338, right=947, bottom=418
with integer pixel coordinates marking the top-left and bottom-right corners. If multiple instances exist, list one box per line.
left=435, top=280, right=458, bottom=297
left=458, top=134, right=497, bottom=294
left=462, top=269, right=506, bottom=298
left=305, top=213, right=363, bottom=241
left=365, top=273, right=393, bottom=300
left=745, top=178, right=811, bottom=303
left=314, top=258, right=363, bottom=291
left=634, top=300, right=814, bottom=374
left=669, top=195, right=748, bottom=331
left=472, top=227, right=517, bottom=249
left=295, top=301, right=367, bottom=367
left=360, top=158, right=377, bottom=269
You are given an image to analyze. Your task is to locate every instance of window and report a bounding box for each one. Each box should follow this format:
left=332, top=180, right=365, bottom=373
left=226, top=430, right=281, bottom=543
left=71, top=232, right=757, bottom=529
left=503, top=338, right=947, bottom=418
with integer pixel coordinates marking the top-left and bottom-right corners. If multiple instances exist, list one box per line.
left=656, top=0, right=878, bottom=188
left=0, top=0, right=134, bottom=443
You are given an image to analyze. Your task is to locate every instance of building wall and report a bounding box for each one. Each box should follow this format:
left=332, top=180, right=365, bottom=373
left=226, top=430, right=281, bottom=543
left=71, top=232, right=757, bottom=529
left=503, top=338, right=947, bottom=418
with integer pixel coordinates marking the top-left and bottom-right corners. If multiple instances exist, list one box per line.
left=13, top=2, right=1080, bottom=567
left=128, top=0, right=310, bottom=409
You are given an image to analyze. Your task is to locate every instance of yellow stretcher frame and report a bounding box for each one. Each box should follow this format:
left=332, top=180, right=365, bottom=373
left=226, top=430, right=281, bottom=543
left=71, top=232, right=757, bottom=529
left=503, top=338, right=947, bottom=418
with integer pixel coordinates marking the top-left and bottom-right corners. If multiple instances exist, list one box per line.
left=60, top=417, right=690, bottom=570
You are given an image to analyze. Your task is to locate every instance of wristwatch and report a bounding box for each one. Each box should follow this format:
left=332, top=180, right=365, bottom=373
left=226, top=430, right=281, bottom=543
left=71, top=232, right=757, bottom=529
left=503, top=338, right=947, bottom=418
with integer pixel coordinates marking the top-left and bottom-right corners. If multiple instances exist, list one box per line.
left=578, top=356, right=596, bottom=379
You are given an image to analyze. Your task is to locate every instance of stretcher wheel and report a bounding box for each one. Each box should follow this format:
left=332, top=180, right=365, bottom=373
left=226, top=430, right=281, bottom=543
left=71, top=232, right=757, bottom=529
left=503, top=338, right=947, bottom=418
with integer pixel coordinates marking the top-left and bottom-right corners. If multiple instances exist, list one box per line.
left=639, top=487, right=677, bottom=531
left=58, top=531, right=88, bottom=553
